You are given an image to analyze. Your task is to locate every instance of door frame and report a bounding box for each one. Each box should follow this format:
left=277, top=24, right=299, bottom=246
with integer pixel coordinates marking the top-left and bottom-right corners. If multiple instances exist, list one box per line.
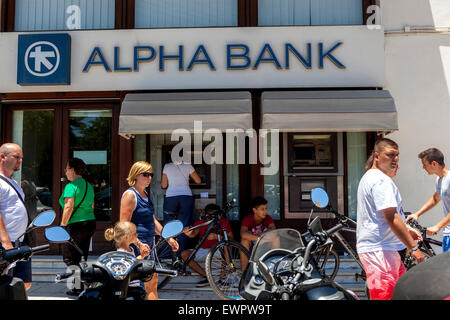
left=4, top=101, right=121, bottom=254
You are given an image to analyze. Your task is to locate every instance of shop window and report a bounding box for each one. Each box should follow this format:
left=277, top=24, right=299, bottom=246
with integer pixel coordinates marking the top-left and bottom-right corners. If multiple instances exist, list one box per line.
left=258, top=0, right=363, bottom=26
left=12, top=110, right=55, bottom=217
left=14, top=0, right=115, bottom=31
left=346, top=132, right=366, bottom=220
left=263, top=131, right=280, bottom=220
left=287, top=132, right=338, bottom=173
left=135, top=0, right=238, bottom=28
left=133, top=134, right=147, bottom=162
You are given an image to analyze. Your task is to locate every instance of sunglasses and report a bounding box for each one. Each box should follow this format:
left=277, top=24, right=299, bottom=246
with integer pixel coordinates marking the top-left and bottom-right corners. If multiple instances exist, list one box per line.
left=141, top=172, right=154, bottom=178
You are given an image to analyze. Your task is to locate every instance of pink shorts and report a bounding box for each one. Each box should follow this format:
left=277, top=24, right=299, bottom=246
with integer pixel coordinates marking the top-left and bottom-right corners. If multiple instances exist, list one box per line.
left=359, top=250, right=405, bottom=300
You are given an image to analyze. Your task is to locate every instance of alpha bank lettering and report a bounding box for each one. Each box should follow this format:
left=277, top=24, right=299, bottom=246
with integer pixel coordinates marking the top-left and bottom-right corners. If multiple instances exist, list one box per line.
left=82, top=42, right=345, bottom=73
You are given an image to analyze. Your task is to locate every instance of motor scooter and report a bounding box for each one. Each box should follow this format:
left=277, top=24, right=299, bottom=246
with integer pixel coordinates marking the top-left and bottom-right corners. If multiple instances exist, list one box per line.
left=48, top=220, right=182, bottom=300
left=239, top=189, right=359, bottom=300
left=0, top=210, right=57, bottom=300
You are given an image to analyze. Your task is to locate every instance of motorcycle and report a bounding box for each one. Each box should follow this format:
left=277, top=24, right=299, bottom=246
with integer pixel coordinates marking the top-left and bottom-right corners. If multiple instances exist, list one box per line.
left=0, top=210, right=57, bottom=300
left=48, top=220, right=182, bottom=300
left=239, top=189, right=359, bottom=300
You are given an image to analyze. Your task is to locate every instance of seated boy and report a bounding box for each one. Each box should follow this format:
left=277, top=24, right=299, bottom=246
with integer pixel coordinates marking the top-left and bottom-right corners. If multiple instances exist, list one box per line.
left=240, top=196, right=276, bottom=270
left=182, top=203, right=234, bottom=287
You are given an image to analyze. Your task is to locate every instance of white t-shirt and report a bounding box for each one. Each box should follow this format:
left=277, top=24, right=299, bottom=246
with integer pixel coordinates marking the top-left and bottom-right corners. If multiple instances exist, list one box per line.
left=162, top=162, right=195, bottom=197
left=436, top=172, right=450, bottom=235
left=356, top=169, right=406, bottom=254
left=0, top=174, right=28, bottom=242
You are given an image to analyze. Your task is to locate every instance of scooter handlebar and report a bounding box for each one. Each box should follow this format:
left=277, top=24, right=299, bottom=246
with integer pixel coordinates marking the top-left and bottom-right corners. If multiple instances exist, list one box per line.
left=154, top=267, right=178, bottom=277
left=135, top=261, right=178, bottom=279
left=31, top=244, right=50, bottom=253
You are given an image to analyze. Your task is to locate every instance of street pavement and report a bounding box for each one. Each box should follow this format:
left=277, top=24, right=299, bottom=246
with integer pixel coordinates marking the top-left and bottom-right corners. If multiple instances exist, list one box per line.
left=27, top=278, right=222, bottom=300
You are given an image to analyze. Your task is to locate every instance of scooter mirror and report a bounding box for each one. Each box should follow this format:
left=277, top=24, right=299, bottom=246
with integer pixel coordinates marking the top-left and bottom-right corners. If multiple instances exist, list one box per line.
left=31, top=210, right=56, bottom=228
left=311, top=188, right=329, bottom=209
left=44, top=226, right=71, bottom=243
left=161, top=220, right=184, bottom=239
left=257, top=259, right=275, bottom=286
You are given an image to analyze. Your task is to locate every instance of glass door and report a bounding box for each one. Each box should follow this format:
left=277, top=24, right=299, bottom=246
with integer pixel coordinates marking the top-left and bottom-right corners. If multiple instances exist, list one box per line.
left=66, top=109, right=113, bottom=222
left=12, top=109, right=55, bottom=221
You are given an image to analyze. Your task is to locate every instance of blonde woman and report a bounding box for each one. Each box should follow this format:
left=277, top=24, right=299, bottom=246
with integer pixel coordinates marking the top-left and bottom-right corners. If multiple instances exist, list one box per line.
left=120, top=161, right=178, bottom=300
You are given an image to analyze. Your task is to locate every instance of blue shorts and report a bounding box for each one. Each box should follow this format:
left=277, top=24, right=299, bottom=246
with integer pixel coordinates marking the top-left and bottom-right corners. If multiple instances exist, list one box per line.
left=8, top=258, right=32, bottom=283
left=443, top=235, right=450, bottom=253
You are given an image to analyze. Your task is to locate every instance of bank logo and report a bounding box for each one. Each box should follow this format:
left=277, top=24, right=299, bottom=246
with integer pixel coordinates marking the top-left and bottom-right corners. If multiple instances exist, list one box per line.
left=25, top=41, right=60, bottom=76
left=17, top=34, right=71, bottom=85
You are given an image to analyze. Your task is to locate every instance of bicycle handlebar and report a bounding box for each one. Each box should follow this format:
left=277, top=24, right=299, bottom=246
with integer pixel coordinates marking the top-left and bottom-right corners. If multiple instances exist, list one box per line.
left=406, top=219, right=427, bottom=234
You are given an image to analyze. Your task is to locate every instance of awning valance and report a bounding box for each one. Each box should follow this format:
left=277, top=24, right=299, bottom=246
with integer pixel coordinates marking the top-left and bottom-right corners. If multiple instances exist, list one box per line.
left=261, top=90, right=398, bottom=132
left=119, top=91, right=252, bottom=138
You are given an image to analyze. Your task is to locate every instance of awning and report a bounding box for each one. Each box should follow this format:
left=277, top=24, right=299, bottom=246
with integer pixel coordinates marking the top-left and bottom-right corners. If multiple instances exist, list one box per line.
left=261, top=90, right=398, bottom=132
left=119, top=91, right=252, bottom=138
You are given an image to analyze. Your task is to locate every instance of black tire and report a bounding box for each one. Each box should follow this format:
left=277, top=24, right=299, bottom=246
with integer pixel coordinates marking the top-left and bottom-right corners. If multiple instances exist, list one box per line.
left=205, top=240, right=250, bottom=300
left=314, top=247, right=340, bottom=280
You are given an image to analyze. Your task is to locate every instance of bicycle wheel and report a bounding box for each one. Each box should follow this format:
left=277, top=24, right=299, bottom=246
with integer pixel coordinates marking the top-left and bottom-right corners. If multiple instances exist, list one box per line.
left=205, top=240, right=250, bottom=300
left=314, top=247, right=340, bottom=280
left=404, top=248, right=433, bottom=270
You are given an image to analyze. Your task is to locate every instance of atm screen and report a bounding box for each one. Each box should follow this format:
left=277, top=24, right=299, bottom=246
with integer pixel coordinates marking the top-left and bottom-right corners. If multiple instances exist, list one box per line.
left=294, top=146, right=315, bottom=160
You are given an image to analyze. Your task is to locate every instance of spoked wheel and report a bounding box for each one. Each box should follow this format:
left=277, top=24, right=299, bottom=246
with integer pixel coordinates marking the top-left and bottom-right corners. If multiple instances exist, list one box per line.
left=313, top=247, right=340, bottom=280
left=205, top=240, right=250, bottom=300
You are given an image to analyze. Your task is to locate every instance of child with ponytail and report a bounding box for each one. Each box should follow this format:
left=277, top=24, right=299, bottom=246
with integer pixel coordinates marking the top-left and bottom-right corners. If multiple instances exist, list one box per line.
left=104, top=221, right=150, bottom=259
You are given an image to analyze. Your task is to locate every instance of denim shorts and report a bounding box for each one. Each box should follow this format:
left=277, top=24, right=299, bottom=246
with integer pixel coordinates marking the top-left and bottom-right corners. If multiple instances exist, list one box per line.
left=443, top=235, right=450, bottom=253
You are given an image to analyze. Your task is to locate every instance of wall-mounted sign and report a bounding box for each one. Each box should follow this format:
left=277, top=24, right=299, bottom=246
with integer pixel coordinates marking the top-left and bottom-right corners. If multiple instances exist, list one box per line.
left=17, top=33, right=71, bottom=85
left=4, top=26, right=384, bottom=92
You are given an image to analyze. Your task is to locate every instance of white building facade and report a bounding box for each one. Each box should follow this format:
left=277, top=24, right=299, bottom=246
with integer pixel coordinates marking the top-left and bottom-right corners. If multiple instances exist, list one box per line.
left=0, top=0, right=448, bottom=251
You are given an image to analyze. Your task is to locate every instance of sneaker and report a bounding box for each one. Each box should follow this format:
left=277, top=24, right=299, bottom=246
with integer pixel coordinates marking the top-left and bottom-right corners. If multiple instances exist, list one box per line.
left=196, top=277, right=209, bottom=288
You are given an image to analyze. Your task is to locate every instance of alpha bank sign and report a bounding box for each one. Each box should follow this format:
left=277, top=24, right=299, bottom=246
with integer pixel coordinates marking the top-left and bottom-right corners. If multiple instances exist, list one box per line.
left=14, top=27, right=384, bottom=89
left=17, top=33, right=71, bottom=85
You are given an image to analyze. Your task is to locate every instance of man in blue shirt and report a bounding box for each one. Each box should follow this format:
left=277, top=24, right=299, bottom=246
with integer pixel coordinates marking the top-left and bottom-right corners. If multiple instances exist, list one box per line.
left=407, top=148, right=450, bottom=252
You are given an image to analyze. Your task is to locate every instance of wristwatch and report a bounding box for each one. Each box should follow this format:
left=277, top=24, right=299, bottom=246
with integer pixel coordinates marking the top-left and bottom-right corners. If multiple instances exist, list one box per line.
left=410, top=244, right=420, bottom=252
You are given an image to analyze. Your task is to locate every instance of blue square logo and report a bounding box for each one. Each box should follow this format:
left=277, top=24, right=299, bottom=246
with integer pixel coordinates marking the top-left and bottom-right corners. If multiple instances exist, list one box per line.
left=17, top=33, right=71, bottom=86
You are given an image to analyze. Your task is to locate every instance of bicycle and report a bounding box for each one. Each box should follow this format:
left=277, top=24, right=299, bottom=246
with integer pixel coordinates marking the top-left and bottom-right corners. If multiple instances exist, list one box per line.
left=404, top=215, right=442, bottom=269
left=306, top=198, right=366, bottom=283
left=306, top=188, right=369, bottom=297
left=155, top=200, right=250, bottom=300
left=308, top=188, right=445, bottom=299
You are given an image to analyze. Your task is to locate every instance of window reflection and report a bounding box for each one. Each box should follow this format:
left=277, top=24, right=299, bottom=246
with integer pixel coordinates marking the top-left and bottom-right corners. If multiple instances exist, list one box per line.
left=69, top=110, right=112, bottom=221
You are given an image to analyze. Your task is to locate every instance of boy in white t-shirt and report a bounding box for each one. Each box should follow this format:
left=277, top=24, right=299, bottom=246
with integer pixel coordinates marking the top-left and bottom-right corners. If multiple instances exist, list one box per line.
left=357, top=138, right=423, bottom=300
left=407, top=148, right=450, bottom=252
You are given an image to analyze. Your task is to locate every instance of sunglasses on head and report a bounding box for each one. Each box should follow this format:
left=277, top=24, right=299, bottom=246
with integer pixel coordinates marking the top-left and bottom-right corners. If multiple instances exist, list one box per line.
left=141, top=172, right=154, bottom=178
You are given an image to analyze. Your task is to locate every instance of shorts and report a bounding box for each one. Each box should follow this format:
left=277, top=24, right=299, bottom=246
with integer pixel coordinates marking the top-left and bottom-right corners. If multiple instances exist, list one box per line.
left=443, top=235, right=450, bottom=252
left=192, top=248, right=221, bottom=262
left=359, top=250, right=405, bottom=300
left=8, top=258, right=32, bottom=284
